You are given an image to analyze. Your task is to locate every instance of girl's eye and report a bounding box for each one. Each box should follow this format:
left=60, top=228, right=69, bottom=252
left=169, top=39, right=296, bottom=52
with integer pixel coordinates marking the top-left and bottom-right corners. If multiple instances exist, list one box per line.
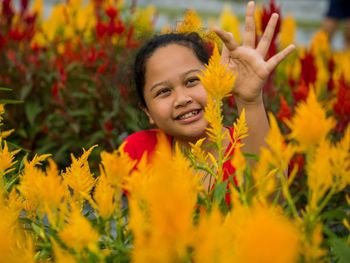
left=186, top=77, right=200, bottom=87
left=155, top=88, right=171, bottom=97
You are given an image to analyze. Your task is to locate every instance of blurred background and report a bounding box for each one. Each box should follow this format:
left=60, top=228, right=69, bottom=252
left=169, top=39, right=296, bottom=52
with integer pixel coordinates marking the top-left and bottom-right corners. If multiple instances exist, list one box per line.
left=42, top=0, right=343, bottom=49
left=1, top=0, right=349, bottom=169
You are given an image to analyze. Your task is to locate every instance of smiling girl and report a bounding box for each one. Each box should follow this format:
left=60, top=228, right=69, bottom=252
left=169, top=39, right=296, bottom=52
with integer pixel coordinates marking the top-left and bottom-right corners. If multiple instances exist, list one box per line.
left=123, top=1, right=295, bottom=190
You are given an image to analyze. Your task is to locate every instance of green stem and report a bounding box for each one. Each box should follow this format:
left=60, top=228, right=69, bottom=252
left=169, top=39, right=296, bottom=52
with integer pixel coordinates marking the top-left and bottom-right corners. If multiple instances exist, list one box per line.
left=315, top=186, right=336, bottom=216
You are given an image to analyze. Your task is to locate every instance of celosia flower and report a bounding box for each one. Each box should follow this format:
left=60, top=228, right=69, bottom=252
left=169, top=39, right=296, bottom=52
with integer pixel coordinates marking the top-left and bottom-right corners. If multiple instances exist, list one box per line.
left=51, top=239, right=76, bottom=263
left=231, top=147, right=246, bottom=187
left=265, top=113, right=296, bottom=170
left=280, top=15, right=296, bottom=50
left=17, top=157, right=68, bottom=218
left=199, top=44, right=236, bottom=101
left=59, top=206, right=99, bottom=253
left=176, top=9, right=202, bottom=34
left=329, top=125, right=350, bottom=190
left=93, top=170, right=117, bottom=219
left=230, top=205, right=300, bottom=263
left=300, top=50, right=317, bottom=86
left=229, top=108, right=248, bottom=152
left=100, top=142, right=136, bottom=188
left=0, top=140, right=20, bottom=176
left=286, top=88, right=335, bottom=152
left=0, top=193, right=35, bottom=263
left=128, top=133, right=199, bottom=262
left=192, top=207, right=233, bottom=262
left=62, top=145, right=97, bottom=202
left=306, top=139, right=333, bottom=210
left=219, top=5, right=241, bottom=44
left=134, top=5, right=156, bottom=34
left=293, top=79, right=309, bottom=102
left=277, top=95, right=292, bottom=121
left=310, top=30, right=331, bottom=57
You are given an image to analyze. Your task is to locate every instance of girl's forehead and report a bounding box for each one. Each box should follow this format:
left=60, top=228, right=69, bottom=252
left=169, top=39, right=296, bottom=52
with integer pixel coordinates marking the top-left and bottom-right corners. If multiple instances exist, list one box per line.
left=145, top=44, right=204, bottom=81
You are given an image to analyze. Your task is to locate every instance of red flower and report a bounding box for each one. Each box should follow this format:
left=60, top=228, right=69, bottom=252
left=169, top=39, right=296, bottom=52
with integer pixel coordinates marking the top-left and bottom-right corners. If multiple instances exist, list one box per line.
left=20, top=0, right=29, bottom=12
left=0, top=33, right=7, bottom=49
left=261, top=0, right=281, bottom=58
left=277, top=95, right=292, bottom=121
left=96, top=21, right=107, bottom=39
left=227, top=94, right=235, bottom=108
left=105, top=6, right=118, bottom=20
left=293, top=80, right=309, bottom=103
left=51, top=82, right=60, bottom=99
left=8, top=28, right=26, bottom=42
left=24, top=13, right=37, bottom=25
left=118, top=84, right=129, bottom=98
left=289, top=154, right=305, bottom=177
left=104, top=120, right=114, bottom=133
left=2, top=0, right=14, bottom=23
left=97, top=61, right=109, bottom=74
left=333, top=76, right=350, bottom=133
left=126, top=25, right=139, bottom=48
left=300, top=50, right=317, bottom=86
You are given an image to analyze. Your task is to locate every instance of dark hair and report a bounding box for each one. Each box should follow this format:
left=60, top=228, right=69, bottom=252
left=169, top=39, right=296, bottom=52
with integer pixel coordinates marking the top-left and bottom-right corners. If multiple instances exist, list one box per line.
left=133, top=32, right=210, bottom=107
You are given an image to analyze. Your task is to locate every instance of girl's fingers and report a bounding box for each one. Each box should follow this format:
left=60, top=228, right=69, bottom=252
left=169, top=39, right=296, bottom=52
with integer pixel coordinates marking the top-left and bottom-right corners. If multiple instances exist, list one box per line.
left=266, top=44, right=295, bottom=72
left=243, top=1, right=256, bottom=48
left=256, top=13, right=279, bottom=58
left=213, top=27, right=238, bottom=51
left=220, top=44, right=231, bottom=65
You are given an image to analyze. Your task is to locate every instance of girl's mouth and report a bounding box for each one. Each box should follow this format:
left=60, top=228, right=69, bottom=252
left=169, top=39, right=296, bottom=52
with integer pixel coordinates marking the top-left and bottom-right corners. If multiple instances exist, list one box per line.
left=175, top=109, right=202, bottom=121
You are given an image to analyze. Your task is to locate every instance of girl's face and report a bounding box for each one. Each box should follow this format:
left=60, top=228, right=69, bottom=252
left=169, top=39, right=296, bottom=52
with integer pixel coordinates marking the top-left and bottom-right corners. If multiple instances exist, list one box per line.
left=143, top=44, right=208, bottom=143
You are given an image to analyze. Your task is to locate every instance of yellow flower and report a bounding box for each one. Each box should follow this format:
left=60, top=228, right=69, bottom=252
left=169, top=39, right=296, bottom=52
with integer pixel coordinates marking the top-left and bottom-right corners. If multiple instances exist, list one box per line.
left=93, top=170, right=117, bottom=219
left=32, top=0, right=43, bottom=20
left=330, top=125, right=350, bottom=188
left=199, top=44, right=236, bottom=101
left=231, top=204, right=300, bottom=263
left=193, top=207, right=234, bottom=263
left=176, top=9, right=202, bottom=34
left=229, top=108, right=248, bottom=151
left=265, top=113, right=296, bottom=170
left=204, top=96, right=226, bottom=144
left=219, top=4, right=241, bottom=44
left=134, top=5, right=156, bottom=34
left=128, top=132, right=199, bottom=262
left=280, top=15, right=296, bottom=49
left=51, top=239, right=76, bottom=263
left=0, top=140, right=20, bottom=176
left=17, top=158, right=68, bottom=218
left=307, top=139, right=334, bottom=211
left=0, top=194, right=35, bottom=263
left=254, top=4, right=263, bottom=37
left=0, top=104, right=4, bottom=122
left=285, top=88, right=335, bottom=152
left=59, top=206, right=99, bottom=253
left=302, top=223, right=326, bottom=262
left=231, top=147, right=246, bottom=187
left=100, top=142, right=136, bottom=188
left=62, top=145, right=97, bottom=203
left=311, top=30, right=331, bottom=57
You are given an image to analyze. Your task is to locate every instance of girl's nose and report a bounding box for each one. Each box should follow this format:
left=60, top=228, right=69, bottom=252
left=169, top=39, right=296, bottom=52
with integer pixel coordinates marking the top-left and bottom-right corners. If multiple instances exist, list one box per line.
left=174, top=89, right=193, bottom=108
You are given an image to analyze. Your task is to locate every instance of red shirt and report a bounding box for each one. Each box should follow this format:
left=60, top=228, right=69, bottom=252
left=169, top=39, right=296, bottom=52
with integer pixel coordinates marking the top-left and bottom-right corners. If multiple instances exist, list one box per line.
left=123, top=128, right=236, bottom=204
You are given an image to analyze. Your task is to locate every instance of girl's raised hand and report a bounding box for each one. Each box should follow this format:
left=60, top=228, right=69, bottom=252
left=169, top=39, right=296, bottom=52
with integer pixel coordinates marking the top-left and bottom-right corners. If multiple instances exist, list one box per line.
left=213, top=1, right=295, bottom=105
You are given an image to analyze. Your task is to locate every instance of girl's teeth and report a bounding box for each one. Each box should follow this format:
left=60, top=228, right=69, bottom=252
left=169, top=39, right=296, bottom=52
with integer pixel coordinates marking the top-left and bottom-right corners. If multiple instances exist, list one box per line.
left=179, top=110, right=197, bottom=120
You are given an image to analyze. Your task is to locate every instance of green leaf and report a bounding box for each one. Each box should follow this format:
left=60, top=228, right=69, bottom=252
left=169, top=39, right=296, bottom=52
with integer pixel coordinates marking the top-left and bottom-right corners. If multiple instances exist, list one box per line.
left=25, top=101, right=43, bottom=126
left=331, top=238, right=350, bottom=263
left=0, top=87, right=12, bottom=91
left=213, top=181, right=227, bottom=204
left=0, top=99, right=23, bottom=104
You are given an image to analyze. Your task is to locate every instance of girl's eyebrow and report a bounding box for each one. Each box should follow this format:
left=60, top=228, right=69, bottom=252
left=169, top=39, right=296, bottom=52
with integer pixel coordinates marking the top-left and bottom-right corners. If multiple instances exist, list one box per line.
left=150, top=69, right=202, bottom=92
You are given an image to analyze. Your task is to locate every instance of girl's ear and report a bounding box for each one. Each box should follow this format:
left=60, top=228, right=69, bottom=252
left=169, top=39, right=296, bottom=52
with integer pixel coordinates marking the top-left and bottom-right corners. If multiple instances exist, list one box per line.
left=140, top=105, right=155, bottom=125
